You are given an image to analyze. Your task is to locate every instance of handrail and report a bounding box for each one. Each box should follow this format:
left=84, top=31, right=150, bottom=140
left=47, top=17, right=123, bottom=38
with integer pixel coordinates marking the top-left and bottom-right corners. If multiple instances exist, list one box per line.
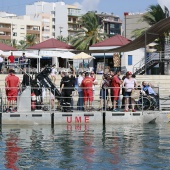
left=133, top=52, right=160, bottom=73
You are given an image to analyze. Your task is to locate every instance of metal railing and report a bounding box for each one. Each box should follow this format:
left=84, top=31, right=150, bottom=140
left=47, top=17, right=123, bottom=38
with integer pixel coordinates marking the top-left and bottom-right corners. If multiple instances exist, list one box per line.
left=0, top=86, right=162, bottom=113
left=133, top=53, right=160, bottom=73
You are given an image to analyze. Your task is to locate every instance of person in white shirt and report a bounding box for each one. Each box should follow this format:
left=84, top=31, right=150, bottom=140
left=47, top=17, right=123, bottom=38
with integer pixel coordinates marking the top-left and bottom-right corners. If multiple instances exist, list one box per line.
left=123, top=71, right=137, bottom=112
left=77, top=72, right=85, bottom=110
left=0, top=55, right=3, bottom=73
left=50, top=64, right=57, bottom=84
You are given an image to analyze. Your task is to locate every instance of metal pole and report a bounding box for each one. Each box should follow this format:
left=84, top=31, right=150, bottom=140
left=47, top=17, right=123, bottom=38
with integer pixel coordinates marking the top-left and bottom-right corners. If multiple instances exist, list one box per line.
left=125, top=15, right=126, bottom=38
left=145, top=31, right=147, bottom=75
left=104, top=52, right=105, bottom=73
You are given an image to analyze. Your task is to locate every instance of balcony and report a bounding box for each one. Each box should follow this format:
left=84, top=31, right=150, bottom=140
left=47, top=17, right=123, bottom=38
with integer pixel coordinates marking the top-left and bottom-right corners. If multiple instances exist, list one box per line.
left=0, top=27, right=11, bottom=32
left=0, top=35, right=11, bottom=40
left=27, top=30, right=40, bottom=34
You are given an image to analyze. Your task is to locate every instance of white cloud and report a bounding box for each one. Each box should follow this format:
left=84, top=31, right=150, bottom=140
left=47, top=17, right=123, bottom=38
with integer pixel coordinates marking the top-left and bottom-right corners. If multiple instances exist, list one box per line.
left=74, top=0, right=100, bottom=13
left=158, top=0, right=170, bottom=11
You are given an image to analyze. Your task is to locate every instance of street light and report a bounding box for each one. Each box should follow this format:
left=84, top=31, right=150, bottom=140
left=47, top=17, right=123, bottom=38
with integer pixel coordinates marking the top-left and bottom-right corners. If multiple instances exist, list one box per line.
left=59, top=26, right=63, bottom=42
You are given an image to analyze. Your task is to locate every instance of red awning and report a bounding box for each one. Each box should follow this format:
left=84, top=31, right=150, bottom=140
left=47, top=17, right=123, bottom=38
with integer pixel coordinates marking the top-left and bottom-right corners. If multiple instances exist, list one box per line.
left=91, top=34, right=131, bottom=47
left=0, top=42, right=16, bottom=51
left=28, top=38, right=73, bottom=50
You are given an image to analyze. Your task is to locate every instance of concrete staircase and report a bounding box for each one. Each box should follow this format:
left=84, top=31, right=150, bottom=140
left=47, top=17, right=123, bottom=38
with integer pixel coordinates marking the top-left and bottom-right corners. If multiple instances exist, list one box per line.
left=0, top=74, right=170, bottom=97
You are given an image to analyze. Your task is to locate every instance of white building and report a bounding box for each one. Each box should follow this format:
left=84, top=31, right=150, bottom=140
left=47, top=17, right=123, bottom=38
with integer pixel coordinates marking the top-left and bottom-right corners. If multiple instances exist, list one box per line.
left=0, top=15, right=41, bottom=43
left=90, top=34, right=145, bottom=73
left=26, top=1, right=81, bottom=38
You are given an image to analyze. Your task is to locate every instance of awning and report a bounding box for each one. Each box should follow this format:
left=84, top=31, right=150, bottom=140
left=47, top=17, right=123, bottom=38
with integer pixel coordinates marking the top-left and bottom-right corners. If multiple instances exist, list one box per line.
left=108, top=17, right=170, bottom=52
left=72, top=52, right=95, bottom=60
left=2, top=51, right=41, bottom=58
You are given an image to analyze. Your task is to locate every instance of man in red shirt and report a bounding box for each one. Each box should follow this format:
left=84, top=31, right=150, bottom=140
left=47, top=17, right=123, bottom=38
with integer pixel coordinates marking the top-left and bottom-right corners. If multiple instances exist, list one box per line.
left=81, top=72, right=93, bottom=111
left=8, top=52, right=15, bottom=69
left=5, top=69, right=20, bottom=112
left=112, top=71, right=122, bottom=111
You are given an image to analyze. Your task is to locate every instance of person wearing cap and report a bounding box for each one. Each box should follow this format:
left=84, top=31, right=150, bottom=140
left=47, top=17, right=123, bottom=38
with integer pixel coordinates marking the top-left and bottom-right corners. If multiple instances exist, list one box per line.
left=112, top=70, right=122, bottom=111
left=81, top=72, right=94, bottom=111
left=123, top=71, right=137, bottom=112
left=5, top=69, right=20, bottom=112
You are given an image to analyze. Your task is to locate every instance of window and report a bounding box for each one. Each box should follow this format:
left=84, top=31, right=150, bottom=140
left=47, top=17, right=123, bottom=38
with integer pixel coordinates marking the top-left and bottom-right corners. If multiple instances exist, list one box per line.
left=128, top=55, right=133, bottom=65
left=13, top=32, right=17, bottom=36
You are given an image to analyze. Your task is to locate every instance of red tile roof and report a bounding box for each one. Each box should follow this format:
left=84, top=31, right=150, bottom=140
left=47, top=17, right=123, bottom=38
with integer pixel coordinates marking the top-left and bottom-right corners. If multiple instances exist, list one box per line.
left=91, top=34, right=131, bottom=47
left=0, top=42, right=16, bottom=51
left=28, top=38, right=73, bottom=50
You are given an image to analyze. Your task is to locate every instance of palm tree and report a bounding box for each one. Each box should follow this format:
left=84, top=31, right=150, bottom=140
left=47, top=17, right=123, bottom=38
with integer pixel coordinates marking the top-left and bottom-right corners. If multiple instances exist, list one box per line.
left=131, top=4, right=169, bottom=74
left=71, top=12, right=107, bottom=50
left=56, top=35, right=66, bottom=42
left=132, top=4, right=169, bottom=49
left=24, top=34, right=37, bottom=49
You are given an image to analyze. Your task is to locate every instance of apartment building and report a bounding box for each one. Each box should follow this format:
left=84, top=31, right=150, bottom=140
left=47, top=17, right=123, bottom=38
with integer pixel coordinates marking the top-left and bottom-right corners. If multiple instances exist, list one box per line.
left=67, top=5, right=81, bottom=36
left=96, top=12, right=122, bottom=36
left=0, top=14, right=41, bottom=43
left=124, top=12, right=149, bottom=39
left=26, top=1, right=81, bottom=38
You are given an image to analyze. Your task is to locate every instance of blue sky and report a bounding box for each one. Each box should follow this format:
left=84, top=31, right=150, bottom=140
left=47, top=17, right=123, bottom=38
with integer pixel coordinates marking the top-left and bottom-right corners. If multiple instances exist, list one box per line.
left=0, top=0, right=158, bottom=18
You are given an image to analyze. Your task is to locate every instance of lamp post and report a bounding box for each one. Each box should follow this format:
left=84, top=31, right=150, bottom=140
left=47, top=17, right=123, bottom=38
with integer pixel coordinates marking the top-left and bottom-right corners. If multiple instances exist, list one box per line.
left=124, top=12, right=129, bottom=38
left=59, top=26, right=63, bottom=40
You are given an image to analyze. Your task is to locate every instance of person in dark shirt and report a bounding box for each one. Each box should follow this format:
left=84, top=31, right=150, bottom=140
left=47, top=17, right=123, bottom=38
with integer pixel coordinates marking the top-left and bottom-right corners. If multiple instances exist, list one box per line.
left=22, top=73, right=32, bottom=91
left=60, top=72, right=73, bottom=112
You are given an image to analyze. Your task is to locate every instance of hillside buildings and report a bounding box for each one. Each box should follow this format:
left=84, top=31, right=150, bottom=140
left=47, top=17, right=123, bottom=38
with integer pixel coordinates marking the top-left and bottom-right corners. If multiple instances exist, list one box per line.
left=96, top=12, right=122, bottom=36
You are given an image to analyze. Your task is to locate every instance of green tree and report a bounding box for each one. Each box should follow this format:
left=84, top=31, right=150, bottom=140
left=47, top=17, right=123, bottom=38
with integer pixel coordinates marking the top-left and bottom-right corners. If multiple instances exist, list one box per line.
left=71, top=12, right=107, bottom=50
left=132, top=4, right=169, bottom=74
left=56, top=35, right=66, bottom=42
left=24, top=34, right=37, bottom=49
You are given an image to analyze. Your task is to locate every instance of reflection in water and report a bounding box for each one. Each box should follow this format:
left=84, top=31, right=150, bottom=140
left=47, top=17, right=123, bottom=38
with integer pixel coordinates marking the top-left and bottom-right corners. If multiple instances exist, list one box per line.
left=0, top=124, right=170, bottom=170
left=5, top=133, right=21, bottom=170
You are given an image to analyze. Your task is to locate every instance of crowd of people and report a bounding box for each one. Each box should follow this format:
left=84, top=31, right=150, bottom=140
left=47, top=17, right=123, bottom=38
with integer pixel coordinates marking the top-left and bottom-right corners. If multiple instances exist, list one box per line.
left=4, top=65, right=158, bottom=113
left=58, top=67, right=158, bottom=112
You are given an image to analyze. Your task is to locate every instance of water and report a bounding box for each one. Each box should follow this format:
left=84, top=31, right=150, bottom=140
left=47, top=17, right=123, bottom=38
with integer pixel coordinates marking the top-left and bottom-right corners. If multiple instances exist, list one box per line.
left=0, top=124, right=170, bottom=170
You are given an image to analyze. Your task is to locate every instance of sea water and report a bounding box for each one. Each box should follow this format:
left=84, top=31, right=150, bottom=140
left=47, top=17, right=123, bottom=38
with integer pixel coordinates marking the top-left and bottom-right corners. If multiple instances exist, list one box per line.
left=0, top=123, right=169, bottom=170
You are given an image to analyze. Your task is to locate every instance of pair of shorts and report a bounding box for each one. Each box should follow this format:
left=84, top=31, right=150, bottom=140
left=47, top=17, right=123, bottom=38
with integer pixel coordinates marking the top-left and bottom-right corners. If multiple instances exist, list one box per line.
left=100, top=89, right=108, bottom=100
left=124, top=92, right=132, bottom=98
left=84, top=90, right=93, bottom=102
left=113, top=89, right=120, bottom=101
left=6, top=90, right=18, bottom=101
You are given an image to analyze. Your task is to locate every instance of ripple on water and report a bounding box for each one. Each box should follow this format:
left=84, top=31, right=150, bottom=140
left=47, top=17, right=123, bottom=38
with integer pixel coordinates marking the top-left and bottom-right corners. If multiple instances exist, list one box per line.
left=0, top=124, right=169, bottom=169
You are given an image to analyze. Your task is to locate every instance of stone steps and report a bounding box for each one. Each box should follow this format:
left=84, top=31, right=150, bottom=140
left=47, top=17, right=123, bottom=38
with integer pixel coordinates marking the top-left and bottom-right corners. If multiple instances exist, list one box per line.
left=0, top=74, right=170, bottom=97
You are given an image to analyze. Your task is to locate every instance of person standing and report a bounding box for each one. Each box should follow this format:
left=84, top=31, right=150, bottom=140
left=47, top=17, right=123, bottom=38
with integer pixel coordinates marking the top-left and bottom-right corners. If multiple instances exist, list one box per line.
left=112, top=71, right=122, bottom=111
left=8, top=52, right=15, bottom=69
left=82, top=72, right=93, bottom=111
left=5, top=69, right=20, bottom=112
left=50, top=64, right=57, bottom=84
left=0, top=55, right=4, bottom=73
left=19, top=53, right=26, bottom=72
left=77, top=72, right=85, bottom=111
left=123, top=71, right=137, bottom=112
left=60, top=72, right=73, bottom=112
